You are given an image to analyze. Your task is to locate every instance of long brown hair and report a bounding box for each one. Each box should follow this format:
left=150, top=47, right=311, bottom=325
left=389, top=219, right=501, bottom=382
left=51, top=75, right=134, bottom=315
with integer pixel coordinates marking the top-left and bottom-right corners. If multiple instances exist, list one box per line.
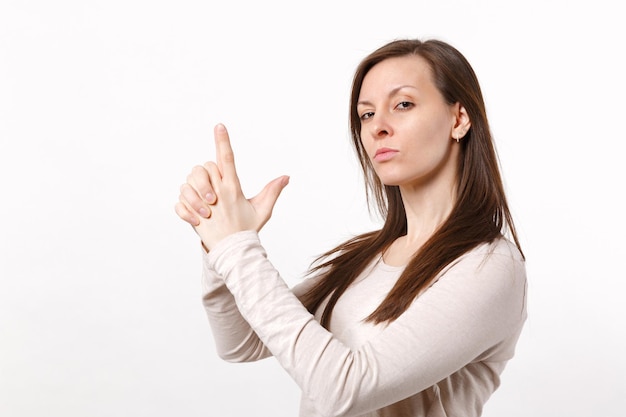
left=301, top=39, right=523, bottom=327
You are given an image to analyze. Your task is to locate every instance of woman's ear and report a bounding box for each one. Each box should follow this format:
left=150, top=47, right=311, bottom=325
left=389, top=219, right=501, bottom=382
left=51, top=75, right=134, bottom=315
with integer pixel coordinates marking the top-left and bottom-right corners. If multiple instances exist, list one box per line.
left=452, top=103, right=471, bottom=140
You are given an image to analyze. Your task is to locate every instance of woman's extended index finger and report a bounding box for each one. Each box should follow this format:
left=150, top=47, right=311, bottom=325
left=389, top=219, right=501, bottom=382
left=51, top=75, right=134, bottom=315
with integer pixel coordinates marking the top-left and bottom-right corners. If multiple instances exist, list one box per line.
left=213, top=123, right=239, bottom=180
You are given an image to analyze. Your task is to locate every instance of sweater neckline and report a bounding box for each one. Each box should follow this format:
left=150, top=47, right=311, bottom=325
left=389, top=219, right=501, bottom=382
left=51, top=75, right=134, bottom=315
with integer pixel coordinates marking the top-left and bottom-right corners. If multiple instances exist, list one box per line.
left=376, top=254, right=406, bottom=273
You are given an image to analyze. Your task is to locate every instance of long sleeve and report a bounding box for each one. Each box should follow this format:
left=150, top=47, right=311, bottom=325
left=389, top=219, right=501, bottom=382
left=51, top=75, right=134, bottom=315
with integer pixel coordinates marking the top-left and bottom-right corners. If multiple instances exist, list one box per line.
left=206, top=231, right=527, bottom=417
left=201, top=256, right=272, bottom=361
left=201, top=247, right=318, bottom=362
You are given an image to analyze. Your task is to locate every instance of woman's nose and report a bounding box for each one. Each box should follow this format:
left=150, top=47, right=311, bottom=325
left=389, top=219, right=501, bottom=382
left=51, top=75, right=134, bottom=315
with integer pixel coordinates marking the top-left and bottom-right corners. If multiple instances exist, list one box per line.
left=371, top=113, right=392, bottom=138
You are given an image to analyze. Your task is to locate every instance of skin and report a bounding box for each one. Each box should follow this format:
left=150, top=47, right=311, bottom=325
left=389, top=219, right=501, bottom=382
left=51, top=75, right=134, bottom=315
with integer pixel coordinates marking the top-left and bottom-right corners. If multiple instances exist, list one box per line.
left=357, top=55, right=471, bottom=265
left=174, top=123, right=289, bottom=250
left=176, top=55, right=470, bottom=262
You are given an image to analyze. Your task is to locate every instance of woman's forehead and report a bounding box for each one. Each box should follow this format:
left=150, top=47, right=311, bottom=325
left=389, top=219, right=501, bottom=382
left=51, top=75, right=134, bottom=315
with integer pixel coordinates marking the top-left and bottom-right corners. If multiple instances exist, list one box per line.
left=359, top=56, right=436, bottom=98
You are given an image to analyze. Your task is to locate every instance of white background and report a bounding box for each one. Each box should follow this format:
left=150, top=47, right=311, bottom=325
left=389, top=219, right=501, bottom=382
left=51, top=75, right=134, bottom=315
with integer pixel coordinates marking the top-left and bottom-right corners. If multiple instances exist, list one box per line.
left=1, top=0, right=625, bottom=416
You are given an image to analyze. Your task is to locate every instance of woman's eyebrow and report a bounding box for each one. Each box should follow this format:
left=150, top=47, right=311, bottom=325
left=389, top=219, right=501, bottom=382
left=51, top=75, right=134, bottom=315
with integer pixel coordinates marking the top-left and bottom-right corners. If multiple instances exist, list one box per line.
left=357, top=85, right=419, bottom=107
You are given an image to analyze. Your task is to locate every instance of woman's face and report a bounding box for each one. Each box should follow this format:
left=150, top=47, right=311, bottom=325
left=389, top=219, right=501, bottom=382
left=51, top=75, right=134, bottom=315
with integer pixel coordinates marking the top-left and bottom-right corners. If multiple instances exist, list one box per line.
left=357, top=55, right=463, bottom=191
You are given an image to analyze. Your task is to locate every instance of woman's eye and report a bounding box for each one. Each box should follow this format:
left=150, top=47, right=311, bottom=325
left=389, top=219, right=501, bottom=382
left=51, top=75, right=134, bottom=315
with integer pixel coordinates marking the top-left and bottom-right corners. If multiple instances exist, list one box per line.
left=360, top=111, right=374, bottom=120
left=396, top=101, right=414, bottom=110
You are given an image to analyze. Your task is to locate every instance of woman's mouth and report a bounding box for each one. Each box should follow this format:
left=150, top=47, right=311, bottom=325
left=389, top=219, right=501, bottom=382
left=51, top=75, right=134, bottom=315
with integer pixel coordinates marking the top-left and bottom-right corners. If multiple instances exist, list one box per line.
left=374, top=148, right=399, bottom=162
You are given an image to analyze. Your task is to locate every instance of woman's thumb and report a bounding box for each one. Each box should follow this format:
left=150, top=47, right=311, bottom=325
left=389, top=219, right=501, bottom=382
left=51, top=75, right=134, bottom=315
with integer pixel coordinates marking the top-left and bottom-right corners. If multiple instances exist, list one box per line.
left=251, top=175, right=290, bottom=217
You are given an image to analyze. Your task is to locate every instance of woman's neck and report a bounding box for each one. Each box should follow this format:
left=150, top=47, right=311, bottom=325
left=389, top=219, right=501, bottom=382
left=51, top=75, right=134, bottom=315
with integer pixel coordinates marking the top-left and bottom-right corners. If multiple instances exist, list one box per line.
left=401, top=179, right=456, bottom=238
left=382, top=182, right=456, bottom=267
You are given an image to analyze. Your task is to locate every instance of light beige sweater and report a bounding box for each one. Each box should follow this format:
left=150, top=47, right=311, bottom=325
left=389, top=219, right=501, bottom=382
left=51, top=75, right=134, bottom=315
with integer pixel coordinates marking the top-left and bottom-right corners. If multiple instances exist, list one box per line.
left=201, top=230, right=527, bottom=417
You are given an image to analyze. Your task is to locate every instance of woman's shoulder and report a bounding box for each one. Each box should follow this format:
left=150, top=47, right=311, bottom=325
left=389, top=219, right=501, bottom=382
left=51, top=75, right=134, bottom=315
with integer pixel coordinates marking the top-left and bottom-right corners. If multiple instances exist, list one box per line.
left=474, top=235, right=524, bottom=262
left=442, top=235, right=526, bottom=282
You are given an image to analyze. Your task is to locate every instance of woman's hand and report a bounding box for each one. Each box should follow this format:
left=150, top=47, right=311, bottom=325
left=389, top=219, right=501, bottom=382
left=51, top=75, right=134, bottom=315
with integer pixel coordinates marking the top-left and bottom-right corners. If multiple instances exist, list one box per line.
left=175, top=124, right=289, bottom=250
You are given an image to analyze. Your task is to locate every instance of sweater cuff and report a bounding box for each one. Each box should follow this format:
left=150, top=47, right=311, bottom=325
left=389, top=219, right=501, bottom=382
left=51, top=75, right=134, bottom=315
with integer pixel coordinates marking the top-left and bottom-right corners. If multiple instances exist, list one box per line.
left=206, top=230, right=262, bottom=276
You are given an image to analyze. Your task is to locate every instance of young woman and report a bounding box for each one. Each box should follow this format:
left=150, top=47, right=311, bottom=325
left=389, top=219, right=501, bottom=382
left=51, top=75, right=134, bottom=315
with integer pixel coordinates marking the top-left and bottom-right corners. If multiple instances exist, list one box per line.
left=175, top=38, right=527, bottom=417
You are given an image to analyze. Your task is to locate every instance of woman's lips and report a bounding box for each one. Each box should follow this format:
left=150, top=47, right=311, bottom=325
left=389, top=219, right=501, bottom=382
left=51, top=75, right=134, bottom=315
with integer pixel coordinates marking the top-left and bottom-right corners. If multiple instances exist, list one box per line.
left=374, top=148, right=399, bottom=162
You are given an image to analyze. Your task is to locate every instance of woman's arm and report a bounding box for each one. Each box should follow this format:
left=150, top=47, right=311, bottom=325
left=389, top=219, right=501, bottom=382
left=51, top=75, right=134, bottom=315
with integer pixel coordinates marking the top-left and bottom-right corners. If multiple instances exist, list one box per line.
left=207, top=231, right=527, bottom=417
left=176, top=123, right=291, bottom=361
left=201, top=251, right=319, bottom=362
left=201, top=260, right=271, bottom=362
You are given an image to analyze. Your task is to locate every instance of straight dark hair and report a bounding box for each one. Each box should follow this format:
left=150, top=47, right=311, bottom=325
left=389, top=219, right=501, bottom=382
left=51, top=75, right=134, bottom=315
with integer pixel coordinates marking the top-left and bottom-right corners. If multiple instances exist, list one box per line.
left=300, top=39, right=523, bottom=326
